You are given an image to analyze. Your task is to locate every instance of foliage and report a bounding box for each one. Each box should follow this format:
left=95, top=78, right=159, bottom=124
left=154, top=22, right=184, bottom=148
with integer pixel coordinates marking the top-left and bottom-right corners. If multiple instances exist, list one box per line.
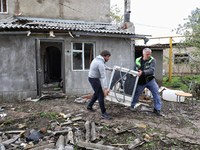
left=173, top=7, right=200, bottom=73
left=163, top=75, right=200, bottom=99
left=110, top=4, right=124, bottom=24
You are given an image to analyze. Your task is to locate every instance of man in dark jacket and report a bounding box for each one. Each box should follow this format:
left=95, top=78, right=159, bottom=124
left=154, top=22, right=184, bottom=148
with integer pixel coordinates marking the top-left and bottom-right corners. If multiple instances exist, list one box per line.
left=130, top=48, right=162, bottom=116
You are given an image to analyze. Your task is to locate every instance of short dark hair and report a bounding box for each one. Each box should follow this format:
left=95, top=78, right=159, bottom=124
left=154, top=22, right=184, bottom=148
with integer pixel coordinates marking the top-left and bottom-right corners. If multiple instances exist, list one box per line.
left=100, top=50, right=111, bottom=57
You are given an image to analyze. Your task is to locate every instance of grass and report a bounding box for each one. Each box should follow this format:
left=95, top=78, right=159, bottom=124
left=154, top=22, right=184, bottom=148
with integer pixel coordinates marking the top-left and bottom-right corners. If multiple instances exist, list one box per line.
left=3, top=119, right=15, bottom=125
left=40, top=112, right=58, bottom=120
left=162, top=75, right=200, bottom=92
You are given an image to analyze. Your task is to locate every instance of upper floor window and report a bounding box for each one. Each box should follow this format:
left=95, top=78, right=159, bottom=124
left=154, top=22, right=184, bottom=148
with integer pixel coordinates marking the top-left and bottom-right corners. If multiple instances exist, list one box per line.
left=72, top=42, right=95, bottom=70
left=0, top=0, right=7, bottom=13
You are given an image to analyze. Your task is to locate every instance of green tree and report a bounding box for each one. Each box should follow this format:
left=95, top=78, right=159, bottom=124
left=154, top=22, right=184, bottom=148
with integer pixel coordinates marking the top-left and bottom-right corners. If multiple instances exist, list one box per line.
left=110, top=4, right=124, bottom=24
left=174, top=7, right=200, bottom=74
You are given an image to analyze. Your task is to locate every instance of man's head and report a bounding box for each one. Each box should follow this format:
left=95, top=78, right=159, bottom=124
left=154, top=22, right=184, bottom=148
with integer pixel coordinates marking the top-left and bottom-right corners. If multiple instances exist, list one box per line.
left=100, top=50, right=111, bottom=62
left=143, top=48, right=151, bottom=60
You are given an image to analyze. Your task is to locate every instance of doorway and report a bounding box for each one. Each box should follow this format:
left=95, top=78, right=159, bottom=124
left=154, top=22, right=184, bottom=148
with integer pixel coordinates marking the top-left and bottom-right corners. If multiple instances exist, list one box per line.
left=35, top=40, right=65, bottom=96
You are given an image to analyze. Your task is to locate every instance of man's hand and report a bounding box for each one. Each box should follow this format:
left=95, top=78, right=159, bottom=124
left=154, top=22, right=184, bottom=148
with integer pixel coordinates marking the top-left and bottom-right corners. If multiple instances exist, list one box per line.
left=110, top=68, right=113, bottom=71
left=104, top=88, right=110, bottom=96
left=137, top=70, right=142, bottom=76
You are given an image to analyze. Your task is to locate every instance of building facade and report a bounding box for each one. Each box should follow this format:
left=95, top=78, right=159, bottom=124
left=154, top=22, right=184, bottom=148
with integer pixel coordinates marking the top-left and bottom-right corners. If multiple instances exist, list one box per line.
left=0, top=0, right=151, bottom=102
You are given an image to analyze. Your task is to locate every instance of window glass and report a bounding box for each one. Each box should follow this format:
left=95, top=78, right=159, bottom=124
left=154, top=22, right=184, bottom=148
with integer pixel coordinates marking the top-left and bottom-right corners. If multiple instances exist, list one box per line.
left=84, top=43, right=93, bottom=69
left=72, top=42, right=94, bottom=70
left=73, top=52, right=82, bottom=70
left=0, top=0, right=7, bottom=13
left=73, top=43, right=82, bottom=50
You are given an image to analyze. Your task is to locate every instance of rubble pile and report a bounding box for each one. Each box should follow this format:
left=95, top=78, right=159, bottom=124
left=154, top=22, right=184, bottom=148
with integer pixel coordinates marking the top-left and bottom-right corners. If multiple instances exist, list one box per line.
left=0, top=111, right=126, bottom=150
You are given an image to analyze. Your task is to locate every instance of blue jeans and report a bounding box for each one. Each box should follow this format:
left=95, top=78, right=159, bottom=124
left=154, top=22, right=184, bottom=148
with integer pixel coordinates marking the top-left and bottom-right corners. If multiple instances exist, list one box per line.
left=88, top=77, right=106, bottom=114
left=131, top=79, right=162, bottom=110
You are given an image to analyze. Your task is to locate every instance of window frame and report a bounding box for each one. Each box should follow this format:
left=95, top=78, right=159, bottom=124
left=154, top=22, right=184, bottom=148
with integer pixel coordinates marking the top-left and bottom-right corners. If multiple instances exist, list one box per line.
left=174, top=53, right=189, bottom=64
left=0, top=0, right=8, bottom=14
left=71, top=42, right=95, bottom=71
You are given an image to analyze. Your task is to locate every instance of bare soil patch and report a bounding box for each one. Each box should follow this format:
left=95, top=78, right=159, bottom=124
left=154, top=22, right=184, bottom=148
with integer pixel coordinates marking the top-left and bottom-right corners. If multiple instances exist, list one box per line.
left=0, top=95, right=200, bottom=149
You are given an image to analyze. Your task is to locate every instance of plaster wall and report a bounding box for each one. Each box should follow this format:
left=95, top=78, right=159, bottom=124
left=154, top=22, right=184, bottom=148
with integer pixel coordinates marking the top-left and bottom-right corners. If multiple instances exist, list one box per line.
left=0, top=35, right=37, bottom=102
left=152, top=50, right=163, bottom=86
left=163, top=47, right=197, bottom=75
left=0, top=0, right=110, bottom=22
left=0, top=35, right=133, bottom=102
left=64, top=37, right=133, bottom=96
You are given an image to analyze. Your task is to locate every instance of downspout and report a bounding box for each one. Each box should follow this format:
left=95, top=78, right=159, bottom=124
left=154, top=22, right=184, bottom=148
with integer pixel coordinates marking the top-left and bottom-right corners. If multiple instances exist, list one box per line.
left=131, top=40, right=135, bottom=69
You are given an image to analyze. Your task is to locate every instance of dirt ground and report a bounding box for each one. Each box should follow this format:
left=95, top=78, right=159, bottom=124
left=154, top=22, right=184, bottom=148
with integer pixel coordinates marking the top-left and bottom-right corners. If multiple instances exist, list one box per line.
left=1, top=93, right=200, bottom=150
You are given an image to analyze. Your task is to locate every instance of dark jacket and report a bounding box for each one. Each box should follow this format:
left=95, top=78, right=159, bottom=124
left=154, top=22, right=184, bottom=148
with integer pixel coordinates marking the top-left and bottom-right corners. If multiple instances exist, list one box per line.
left=134, top=56, right=156, bottom=84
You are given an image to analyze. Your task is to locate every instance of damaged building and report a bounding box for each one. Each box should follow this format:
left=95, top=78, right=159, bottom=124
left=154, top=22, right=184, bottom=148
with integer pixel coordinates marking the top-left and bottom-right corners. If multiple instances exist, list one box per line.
left=0, top=0, right=164, bottom=102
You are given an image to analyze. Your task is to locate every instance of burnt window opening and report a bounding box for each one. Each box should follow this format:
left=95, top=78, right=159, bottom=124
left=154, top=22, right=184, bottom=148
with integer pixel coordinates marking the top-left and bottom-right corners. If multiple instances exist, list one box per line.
left=72, top=42, right=94, bottom=70
left=0, top=0, right=7, bottom=13
left=174, top=53, right=189, bottom=64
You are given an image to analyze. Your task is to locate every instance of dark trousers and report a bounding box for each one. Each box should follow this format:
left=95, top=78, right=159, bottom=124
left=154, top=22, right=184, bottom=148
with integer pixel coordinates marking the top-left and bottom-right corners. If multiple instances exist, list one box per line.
left=88, top=77, right=106, bottom=114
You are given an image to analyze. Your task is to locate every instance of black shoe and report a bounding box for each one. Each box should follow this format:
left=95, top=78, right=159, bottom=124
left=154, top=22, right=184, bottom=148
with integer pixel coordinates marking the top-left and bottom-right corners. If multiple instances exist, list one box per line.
left=130, top=107, right=136, bottom=112
left=153, top=108, right=163, bottom=116
left=86, top=105, right=95, bottom=112
left=101, top=112, right=111, bottom=119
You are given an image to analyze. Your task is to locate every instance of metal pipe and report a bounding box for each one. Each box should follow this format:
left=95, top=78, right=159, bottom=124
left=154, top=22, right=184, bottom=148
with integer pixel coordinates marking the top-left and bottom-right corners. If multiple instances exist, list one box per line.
left=0, top=31, right=28, bottom=34
left=169, top=37, right=172, bottom=82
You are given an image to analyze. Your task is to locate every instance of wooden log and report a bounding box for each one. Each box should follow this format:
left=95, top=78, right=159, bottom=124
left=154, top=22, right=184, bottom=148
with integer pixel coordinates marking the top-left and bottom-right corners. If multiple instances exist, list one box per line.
left=77, top=141, right=123, bottom=150
left=56, top=135, right=65, bottom=150
left=84, top=121, right=90, bottom=142
left=90, top=121, right=97, bottom=142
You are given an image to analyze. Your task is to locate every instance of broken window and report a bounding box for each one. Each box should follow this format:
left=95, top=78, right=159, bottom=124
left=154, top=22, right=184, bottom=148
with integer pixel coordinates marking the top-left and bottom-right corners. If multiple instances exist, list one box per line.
left=174, top=53, right=189, bottom=64
left=0, top=0, right=7, bottom=13
left=72, top=42, right=94, bottom=70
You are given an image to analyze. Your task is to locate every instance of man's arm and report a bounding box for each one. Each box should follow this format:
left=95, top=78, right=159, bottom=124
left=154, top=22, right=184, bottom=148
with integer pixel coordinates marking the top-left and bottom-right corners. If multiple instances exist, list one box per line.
left=105, top=65, right=113, bottom=71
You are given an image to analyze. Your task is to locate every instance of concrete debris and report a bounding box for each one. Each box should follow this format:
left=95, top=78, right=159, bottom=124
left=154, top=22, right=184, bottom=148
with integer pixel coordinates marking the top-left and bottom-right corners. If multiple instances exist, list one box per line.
left=85, top=120, right=90, bottom=142
left=135, top=124, right=146, bottom=129
left=61, top=120, right=73, bottom=126
left=159, top=136, right=171, bottom=145
left=77, top=141, right=123, bottom=150
left=74, top=97, right=89, bottom=103
left=56, top=135, right=65, bottom=150
left=2, top=134, right=21, bottom=146
left=134, top=102, right=149, bottom=108
left=0, top=137, right=6, bottom=150
left=28, top=130, right=44, bottom=142
left=91, top=121, right=97, bottom=142
left=25, top=94, right=66, bottom=102
left=114, top=124, right=137, bottom=134
left=67, top=128, right=74, bottom=144
left=139, top=106, right=153, bottom=112
left=128, top=138, right=144, bottom=149
left=71, top=117, right=82, bottom=121
left=59, top=113, right=71, bottom=119
left=0, top=118, right=171, bottom=150
left=0, top=113, right=7, bottom=117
